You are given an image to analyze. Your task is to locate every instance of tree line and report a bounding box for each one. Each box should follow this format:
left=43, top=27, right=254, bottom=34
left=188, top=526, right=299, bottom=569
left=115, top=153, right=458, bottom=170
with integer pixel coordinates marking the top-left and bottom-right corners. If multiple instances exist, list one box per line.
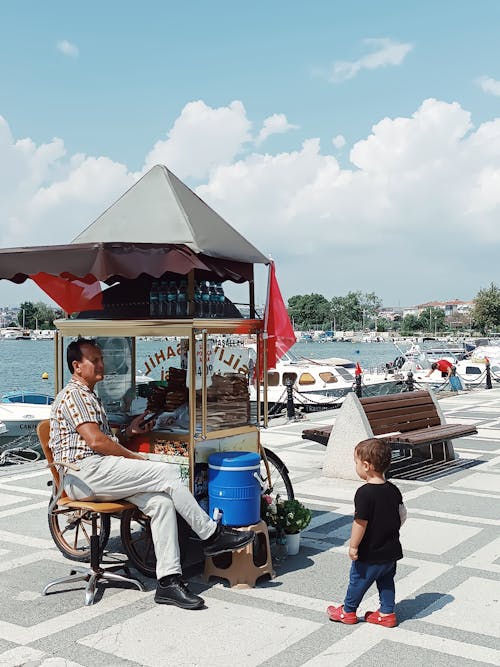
left=287, top=284, right=500, bottom=335
left=9, top=301, right=62, bottom=329
left=8, top=283, right=500, bottom=334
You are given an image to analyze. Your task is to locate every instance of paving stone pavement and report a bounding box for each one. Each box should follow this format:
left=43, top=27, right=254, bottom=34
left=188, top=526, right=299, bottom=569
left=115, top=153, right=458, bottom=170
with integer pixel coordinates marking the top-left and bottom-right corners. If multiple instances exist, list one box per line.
left=0, top=388, right=499, bottom=666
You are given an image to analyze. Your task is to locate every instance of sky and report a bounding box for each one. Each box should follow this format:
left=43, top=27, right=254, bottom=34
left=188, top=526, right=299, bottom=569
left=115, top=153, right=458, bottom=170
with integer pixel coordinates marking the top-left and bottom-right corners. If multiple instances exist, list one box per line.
left=1, top=0, right=500, bottom=308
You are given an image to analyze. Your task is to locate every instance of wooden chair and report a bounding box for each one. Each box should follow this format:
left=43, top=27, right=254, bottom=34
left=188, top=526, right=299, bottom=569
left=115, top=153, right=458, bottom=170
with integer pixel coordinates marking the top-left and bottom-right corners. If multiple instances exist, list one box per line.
left=37, top=420, right=144, bottom=605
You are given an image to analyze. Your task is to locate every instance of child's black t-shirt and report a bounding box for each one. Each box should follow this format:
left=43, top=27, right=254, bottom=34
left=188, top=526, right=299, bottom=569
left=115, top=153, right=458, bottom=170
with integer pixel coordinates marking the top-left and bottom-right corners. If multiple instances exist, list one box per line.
left=354, top=481, right=403, bottom=563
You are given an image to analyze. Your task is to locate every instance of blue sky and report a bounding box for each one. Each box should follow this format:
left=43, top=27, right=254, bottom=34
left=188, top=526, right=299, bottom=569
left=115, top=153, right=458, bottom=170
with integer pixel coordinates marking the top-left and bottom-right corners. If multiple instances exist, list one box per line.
left=2, top=0, right=500, bottom=308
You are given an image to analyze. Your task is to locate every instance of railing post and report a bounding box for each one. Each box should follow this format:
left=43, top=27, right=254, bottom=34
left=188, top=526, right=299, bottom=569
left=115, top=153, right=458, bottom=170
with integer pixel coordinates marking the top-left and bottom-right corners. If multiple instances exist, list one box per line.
left=406, top=370, right=415, bottom=392
left=286, top=378, right=296, bottom=419
left=354, top=373, right=362, bottom=398
left=486, top=360, right=492, bottom=390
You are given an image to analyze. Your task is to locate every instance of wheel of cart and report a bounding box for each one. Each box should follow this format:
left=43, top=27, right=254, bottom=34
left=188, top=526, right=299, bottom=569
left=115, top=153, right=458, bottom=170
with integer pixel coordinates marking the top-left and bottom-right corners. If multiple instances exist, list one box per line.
left=49, top=506, right=111, bottom=562
left=120, top=507, right=156, bottom=577
left=119, top=445, right=294, bottom=578
left=259, top=446, right=294, bottom=502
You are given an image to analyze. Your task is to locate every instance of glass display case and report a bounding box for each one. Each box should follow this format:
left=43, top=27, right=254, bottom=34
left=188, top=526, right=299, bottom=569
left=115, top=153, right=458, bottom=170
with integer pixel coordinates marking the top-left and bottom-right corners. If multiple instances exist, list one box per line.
left=54, top=318, right=263, bottom=498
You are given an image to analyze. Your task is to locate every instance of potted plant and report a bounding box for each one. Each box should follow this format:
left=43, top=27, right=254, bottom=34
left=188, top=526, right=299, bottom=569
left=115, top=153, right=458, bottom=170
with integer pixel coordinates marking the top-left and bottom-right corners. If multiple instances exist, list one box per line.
left=261, top=496, right=312, bottom=555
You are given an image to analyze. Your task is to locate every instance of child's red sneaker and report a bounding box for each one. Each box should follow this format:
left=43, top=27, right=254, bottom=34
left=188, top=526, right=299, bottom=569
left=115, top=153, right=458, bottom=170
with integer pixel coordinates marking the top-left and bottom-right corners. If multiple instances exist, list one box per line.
left=326, top=605, right=358, bottom=624
left=364, top=610, right=397, bottom=627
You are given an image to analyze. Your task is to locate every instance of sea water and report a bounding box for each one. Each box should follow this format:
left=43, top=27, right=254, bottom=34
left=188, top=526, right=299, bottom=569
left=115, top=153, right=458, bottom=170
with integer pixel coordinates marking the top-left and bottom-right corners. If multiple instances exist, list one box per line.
left=0, top=338, right=401, bottom=398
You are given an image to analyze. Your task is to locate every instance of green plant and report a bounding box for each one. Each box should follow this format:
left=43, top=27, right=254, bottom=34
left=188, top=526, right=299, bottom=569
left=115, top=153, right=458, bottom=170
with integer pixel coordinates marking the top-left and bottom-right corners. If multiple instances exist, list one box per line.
left=262, top=496, right=312, bottom=534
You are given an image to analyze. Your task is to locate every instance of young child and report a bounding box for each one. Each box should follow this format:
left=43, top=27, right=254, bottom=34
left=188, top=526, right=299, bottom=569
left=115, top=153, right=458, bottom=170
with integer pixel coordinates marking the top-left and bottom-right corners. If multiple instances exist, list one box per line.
left=327, top=438, right=407, bottom=627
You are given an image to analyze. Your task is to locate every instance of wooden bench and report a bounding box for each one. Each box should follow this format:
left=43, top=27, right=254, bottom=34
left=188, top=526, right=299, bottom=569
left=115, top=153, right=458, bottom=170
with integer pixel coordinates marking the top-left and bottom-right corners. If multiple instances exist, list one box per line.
left=302, top=424, right=333, bottom=446
left=319, top=390, right=478, bottom=480
left=359, top=391, right=477, bottom=458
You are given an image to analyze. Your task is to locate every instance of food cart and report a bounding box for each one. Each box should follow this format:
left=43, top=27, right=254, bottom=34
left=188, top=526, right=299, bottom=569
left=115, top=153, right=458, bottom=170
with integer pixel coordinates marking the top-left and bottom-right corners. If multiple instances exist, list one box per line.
left=0, top=164, right=294, bottom=575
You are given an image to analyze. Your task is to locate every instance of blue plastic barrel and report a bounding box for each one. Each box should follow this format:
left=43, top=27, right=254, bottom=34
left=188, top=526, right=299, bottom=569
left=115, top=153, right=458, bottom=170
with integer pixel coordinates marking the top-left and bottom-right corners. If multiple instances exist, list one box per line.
left=208, top=451, right=261, bottom=526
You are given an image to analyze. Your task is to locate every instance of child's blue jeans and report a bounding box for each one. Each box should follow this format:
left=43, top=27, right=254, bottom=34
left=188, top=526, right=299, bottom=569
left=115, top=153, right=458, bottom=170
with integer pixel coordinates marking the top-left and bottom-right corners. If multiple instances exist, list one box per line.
left=344, top=560, right=397, bottom=614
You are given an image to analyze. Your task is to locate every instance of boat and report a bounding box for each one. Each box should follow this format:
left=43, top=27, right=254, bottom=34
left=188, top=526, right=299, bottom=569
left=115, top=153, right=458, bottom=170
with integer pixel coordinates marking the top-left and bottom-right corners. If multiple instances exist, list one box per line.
left=15, top=329, right=32, bottom=340
left=1, top=328, right=23, bottom=340
left=2, top=391, right=54, bottom=405
left=0, top=402, right=52, bottom=441
left=248, top=347, right=406, bottom=409
left=31, top=330, right=55, bottom=341
left=387, top=342, right=500, bottom=389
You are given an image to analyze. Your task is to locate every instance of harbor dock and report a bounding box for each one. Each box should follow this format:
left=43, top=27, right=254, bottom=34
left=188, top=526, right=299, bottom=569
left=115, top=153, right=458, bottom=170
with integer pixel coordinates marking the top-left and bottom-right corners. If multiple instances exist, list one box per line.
left=0, top=387, right=498, bottom=666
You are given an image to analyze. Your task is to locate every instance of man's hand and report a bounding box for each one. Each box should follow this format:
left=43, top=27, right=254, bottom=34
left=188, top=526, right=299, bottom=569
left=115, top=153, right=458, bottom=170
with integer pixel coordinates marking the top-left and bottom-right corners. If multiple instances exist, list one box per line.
left=126, top=412, right=156, bottom=437
left=348, top=545, right=358, bottom=561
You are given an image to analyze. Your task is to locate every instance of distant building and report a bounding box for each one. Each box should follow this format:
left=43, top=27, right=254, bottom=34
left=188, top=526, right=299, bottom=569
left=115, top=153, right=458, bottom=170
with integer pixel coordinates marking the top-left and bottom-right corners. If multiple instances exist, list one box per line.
left=416, top=299, right=473, bottom=318
left=377, top=307, right=404, bottom=322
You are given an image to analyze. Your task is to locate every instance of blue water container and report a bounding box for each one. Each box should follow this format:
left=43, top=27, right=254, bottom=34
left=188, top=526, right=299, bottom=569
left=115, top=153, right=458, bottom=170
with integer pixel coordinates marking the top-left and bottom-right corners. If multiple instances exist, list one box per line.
left=208, top=451, right=261, bottom=527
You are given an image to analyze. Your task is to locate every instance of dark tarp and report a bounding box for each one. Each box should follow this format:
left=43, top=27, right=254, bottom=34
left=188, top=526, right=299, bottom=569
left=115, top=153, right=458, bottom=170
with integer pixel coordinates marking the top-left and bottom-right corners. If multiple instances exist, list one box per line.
left=0, top=242, right=256, bottom=285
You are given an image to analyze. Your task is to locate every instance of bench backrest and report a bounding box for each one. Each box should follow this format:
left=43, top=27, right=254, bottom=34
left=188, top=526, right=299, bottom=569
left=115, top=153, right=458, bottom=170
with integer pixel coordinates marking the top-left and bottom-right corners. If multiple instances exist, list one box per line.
left=359, top=390, right=440, bottom=435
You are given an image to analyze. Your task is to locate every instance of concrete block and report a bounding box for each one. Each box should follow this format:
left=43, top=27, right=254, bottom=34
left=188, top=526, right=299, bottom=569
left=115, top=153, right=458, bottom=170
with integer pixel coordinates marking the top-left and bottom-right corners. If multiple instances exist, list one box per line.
left=322, top=393, right=373, bottom=480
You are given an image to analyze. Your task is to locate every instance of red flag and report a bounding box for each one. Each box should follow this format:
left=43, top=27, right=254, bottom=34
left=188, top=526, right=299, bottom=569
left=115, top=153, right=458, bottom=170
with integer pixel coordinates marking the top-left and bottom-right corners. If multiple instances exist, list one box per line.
left=259, top=262, right=296, bottom=374
left=355, top=362, right=362, bottom=376
left=30, top=272, right=103, bottom=314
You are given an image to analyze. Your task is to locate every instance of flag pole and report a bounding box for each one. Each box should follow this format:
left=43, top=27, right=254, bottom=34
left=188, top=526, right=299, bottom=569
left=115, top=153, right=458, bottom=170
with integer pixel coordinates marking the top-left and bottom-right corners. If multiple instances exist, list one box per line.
left=262, top=260, right=272, bottom=428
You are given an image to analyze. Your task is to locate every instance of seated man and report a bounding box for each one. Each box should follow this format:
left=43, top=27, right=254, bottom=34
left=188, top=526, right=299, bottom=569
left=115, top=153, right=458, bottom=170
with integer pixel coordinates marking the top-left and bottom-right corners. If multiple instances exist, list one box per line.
left=49, top=338, right=254, bottom=610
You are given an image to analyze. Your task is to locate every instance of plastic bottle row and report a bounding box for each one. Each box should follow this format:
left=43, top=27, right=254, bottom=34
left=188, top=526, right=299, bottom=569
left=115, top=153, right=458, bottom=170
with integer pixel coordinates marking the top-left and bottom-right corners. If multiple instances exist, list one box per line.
left=149, top=280, right=226, bottom=318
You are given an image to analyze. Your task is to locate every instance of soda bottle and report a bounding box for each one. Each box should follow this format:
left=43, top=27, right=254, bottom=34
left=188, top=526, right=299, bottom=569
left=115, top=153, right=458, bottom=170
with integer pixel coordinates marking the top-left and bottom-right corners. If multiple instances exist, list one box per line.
left=194, top=282, right=202, bottom=317
left=166, top=281, right=177, bottom=317
left=176, top=280, right=188, bottom=317
left=158, top=280, right=168, bottom=318
left=215, top=282, right=225, bottom=317
left=200, top=281, right=210, bottom=318
left=149, top=281, right=159, bottom=318
left=208, top=281, right=217, bottom=317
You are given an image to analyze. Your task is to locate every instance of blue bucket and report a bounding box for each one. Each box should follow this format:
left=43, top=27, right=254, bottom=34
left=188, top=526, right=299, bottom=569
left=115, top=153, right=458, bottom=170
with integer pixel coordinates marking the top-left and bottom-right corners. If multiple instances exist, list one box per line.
left=208, top=451, right=261, bottom=527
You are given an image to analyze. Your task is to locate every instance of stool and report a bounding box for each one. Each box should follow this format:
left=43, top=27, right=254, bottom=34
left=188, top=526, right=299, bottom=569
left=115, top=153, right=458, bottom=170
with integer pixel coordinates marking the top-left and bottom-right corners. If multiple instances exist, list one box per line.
left=204, top=520, right=275, bottom=588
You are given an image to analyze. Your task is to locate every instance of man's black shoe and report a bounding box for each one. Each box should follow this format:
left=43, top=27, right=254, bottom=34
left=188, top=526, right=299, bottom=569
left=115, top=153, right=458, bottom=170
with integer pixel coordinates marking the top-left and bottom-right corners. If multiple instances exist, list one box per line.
left=204, top=525, right=255, bottom=557
left=154, top=574, right=204, bottom=609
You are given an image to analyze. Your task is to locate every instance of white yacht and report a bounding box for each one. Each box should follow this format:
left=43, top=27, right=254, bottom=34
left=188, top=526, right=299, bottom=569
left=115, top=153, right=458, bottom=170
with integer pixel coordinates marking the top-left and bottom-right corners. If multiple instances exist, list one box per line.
left=249, top=348, right=405, bottom=408
left=0, top=402, right=52, bottom=442
left=392, top=342, right=500, bottom=388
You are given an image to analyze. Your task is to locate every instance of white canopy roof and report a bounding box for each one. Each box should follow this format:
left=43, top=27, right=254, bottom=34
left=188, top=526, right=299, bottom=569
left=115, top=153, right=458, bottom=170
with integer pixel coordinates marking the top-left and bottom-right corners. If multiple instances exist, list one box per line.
left=72, top=164, right=268, bottom=265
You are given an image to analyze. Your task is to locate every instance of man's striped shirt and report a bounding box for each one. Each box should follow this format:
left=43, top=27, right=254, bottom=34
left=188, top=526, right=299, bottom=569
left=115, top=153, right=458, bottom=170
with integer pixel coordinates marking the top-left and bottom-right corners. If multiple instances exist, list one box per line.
left=49, top=378, right=117, bottom=462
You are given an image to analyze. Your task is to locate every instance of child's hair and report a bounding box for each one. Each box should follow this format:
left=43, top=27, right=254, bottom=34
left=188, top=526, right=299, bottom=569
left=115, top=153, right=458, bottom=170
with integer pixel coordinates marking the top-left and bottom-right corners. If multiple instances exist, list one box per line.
left=355, top=438, right=392, bottom=473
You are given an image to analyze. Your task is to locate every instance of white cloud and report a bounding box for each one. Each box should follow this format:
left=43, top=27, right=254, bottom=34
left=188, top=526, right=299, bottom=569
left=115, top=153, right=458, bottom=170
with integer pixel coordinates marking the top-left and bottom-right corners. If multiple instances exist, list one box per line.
left=477, top=75, right=500, bottom=96
left=56, top=40, right=79, bottom=58
left=143, top=100, right=251, bottom=179
left=330, top=38, right=413, bottom=82
left=332, top=134, right=346, bottom=149
left=256, top=114, right=299, bottom=145
left=2, top=97, right=500, bottom=305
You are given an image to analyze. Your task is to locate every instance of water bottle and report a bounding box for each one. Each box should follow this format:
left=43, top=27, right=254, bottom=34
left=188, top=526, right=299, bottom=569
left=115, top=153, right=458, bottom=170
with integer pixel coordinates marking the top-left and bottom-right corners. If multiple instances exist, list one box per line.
left=208, top=281, right=217, bottom=317
left=149, top=281, right=159, bottom=318
left=166, top=281, right=177, bottom=317
left=176, top=280, right=188, bottom=317
left=200, top=281, right=210, bottom=318
left=158, top=280, right=168, bottom=318
left=194, top=282, right=202, bottom=317
left=215, top=282, right=225, bottom=317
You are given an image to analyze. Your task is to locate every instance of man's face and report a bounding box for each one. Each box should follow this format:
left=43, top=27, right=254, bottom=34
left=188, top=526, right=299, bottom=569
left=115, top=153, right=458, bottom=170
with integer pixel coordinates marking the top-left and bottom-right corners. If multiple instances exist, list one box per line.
left=73, top=344, right=105, bottom=387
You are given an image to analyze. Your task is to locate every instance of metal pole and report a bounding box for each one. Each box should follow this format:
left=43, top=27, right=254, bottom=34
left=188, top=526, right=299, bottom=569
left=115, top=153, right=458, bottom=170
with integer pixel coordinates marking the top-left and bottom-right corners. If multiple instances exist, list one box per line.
left=201, top=331, right=207, bottom=438
left=263, top=333, right=269, bottom=428
left=486, top=360, right=492, bottom=390
left=285, top=378, right=295, bottom=419
left=406, top=370, right=414, bottom=392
